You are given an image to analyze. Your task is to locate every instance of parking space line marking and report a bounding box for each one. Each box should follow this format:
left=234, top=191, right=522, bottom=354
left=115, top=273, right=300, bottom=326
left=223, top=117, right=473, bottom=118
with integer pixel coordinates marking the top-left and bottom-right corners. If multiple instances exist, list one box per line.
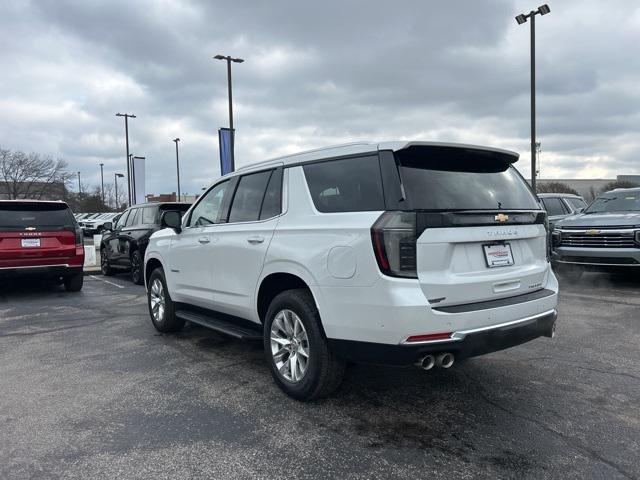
left=89, top=275, right=126, bottom=289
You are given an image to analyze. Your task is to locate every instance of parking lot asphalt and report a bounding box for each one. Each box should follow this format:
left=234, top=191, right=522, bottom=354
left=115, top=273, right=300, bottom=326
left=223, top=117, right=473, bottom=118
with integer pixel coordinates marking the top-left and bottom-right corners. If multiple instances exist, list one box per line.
left=1, top=273, right=639, bottom=480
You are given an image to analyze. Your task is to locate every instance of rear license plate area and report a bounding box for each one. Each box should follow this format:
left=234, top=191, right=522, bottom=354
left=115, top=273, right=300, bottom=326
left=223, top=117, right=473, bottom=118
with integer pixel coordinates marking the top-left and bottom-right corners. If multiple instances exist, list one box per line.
left=21, top=238, right=41, bottom=248
left=483, top=242, right=514, bottom=268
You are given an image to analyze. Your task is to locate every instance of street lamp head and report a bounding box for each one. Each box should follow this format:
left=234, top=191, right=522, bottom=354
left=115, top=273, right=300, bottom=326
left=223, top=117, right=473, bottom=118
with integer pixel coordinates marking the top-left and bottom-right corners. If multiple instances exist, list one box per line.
left=214, top=54, right=226, bottom=60
left=115, top=173, right=124, bottom=178
left=515, top=13, right=527, bottom=24
left=538, top=4, right=550, bottom=15
left=133, top=156, right=146, bottom=160
left=173, top=137, right=180, bottom=143
left=232, top=58, right=244, bottom=63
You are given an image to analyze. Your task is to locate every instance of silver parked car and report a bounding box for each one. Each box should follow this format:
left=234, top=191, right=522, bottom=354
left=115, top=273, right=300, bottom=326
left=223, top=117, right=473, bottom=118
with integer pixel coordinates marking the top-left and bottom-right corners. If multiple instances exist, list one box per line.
left=552, top=187, right=640, bottom=278
left=538, top=193, right=587, bottom=231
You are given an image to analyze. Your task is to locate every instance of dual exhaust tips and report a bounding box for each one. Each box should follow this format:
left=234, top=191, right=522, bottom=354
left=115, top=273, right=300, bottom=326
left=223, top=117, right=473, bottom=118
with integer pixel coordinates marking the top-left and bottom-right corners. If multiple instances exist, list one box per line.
left=415, top=352, right=455, bottom=371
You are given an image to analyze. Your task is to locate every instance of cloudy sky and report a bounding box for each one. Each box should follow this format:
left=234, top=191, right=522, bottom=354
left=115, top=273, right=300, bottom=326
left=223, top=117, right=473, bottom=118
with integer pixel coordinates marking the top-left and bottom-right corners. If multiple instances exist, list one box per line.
left=1, top=0, right=639, bottom=196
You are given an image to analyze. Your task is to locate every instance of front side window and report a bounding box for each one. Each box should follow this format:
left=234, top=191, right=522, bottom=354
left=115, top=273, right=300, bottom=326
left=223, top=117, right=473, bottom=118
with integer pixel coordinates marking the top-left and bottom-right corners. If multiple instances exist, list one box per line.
left=115, top=210, right=130, bottom=229
left=585, top=192, right=640, bottom=213
left=303, top=156, right=385, bottom=213
left=541, top=197, right=568, bottom=216
left=565, top=197, right=586, bottom=212
left=188, top=181, right=229, bottom=227
left=228, top=170, right=273, bottom=223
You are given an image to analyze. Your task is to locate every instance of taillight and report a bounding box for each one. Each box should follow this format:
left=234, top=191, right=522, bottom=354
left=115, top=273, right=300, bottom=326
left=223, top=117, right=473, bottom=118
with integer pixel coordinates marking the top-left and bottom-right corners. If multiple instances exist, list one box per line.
left=371, top=211, right=417, bottom=278
left=75, top=226, right=83, bottom=245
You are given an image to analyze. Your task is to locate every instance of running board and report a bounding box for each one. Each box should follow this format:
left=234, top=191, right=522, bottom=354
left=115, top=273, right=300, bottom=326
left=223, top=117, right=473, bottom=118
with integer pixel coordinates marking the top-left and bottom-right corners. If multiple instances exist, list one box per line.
left=175, top=309, right=263, bottom=340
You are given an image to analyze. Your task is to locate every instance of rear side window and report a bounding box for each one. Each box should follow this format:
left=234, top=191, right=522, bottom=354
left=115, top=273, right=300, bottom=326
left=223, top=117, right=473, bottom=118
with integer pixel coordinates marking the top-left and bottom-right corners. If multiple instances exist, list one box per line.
left=260, top=169, right=283, bottom=220
left=395, top=147, right=540, bottom=211
left=229, top=170, right=273, bottom=223
left=0, top=203, right=74, bottom=230
left=541, top=197, right=568, bottom=216
left=303, top=156, right=385, bottom=213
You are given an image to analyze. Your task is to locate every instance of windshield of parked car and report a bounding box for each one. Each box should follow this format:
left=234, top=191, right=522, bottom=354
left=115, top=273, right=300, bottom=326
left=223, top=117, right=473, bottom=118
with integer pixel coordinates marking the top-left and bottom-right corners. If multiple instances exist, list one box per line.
left=0, top=203, right=75, bottom=230
left=396, top=147, right=540, bottom=211
left=584, top=192, right=640, bottom=213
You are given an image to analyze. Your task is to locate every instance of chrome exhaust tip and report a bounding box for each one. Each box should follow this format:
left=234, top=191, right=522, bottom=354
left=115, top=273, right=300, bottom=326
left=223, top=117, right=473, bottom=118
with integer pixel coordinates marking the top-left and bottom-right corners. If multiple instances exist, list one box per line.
left=415, top=354, right=436, bottom=371
left=436, top=352, right=455, bottom=369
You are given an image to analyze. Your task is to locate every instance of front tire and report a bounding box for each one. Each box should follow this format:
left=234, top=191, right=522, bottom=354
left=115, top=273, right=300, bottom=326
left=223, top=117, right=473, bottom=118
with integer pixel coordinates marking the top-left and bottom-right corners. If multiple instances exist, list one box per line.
left=264, top=289, right=345, bottom=401
left=147, top=267, right=184, bottom=333
left=63, top=272, right=83, bottom=292
left=130, top=250, right=144, bottom=285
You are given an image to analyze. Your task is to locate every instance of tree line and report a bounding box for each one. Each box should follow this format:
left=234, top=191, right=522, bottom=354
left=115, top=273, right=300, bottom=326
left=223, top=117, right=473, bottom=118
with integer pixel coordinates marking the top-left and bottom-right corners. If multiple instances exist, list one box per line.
left=0, top=146, right=126, bottom=212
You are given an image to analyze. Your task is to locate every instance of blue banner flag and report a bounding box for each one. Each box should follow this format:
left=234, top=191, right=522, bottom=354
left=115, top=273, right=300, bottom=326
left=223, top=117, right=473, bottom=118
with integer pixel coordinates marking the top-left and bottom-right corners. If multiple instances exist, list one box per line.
left=218, top=128, right=234, bottom=176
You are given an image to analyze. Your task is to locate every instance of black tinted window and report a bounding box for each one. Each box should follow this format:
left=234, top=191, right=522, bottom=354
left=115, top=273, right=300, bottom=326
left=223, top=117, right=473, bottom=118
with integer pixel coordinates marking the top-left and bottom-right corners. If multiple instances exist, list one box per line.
left=260, top=169, right=283, bottom=220
left=396, top=147, right=539, bottom=210
left=541, top=197, right=567, bottom=216
left=229, top=171, right=272, bottom=223
left=0, top=203, right=74, bottom=229
left=303, top=156, right=384, bottom=213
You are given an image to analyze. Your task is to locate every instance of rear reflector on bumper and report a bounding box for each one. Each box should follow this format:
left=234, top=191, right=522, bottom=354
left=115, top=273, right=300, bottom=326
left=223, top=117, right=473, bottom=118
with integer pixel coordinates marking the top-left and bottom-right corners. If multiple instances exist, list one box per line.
left=405, top=332, right=453, bottom=343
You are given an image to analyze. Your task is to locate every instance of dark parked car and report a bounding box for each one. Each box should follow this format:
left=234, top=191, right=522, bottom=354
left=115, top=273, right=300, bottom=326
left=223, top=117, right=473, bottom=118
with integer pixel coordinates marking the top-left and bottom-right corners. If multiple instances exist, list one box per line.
left=100, top=202, right=190, bottom=284
left=538, top=193, right=587, bottom=231
left=0, top=200, right=84, bottom=291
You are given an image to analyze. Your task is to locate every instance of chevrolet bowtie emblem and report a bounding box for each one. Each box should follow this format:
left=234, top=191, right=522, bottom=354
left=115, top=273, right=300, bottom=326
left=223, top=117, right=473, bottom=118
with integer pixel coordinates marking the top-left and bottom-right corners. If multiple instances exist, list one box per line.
left=25, top=227, right=36, bottom=231
left=586, top=229, right=600, bottom=235
left=494, top=214, right=509, bottom=223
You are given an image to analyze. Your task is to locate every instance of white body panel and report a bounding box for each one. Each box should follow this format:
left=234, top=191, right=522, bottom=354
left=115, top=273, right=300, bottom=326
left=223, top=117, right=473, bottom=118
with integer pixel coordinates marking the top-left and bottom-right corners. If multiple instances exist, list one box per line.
left=144, top=141, right=558, bottom=350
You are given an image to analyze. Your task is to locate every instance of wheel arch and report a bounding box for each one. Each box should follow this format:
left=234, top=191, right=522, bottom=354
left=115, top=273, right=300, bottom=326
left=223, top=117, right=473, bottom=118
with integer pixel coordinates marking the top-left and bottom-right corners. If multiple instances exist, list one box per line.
left=144, top=254, right=164, bottom=289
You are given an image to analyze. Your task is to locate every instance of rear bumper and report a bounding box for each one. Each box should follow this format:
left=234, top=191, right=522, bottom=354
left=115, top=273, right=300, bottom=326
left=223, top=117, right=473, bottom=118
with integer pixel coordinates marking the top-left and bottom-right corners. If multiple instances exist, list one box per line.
left=329, top=309, right=557, bottom=365
left=0, top=264, right=83, bottom=279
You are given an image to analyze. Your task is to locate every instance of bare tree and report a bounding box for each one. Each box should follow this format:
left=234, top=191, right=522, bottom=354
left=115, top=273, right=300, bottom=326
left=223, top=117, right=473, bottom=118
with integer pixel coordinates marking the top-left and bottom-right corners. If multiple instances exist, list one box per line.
left=0, top=147, right=73, bottom=199
left=536, top=182, right=579, bottom=196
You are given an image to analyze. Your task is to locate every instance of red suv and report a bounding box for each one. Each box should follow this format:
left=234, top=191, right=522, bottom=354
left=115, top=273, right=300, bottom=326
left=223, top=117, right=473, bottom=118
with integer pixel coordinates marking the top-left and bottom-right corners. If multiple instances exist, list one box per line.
left=0, top=200, right=85, bottom=291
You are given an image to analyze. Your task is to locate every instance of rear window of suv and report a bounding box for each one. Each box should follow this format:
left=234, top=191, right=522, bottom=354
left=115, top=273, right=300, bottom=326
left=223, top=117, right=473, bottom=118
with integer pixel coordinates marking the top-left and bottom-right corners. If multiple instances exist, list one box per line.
left=395, top=147, right=540, bottom=211
left=0, top=203, right=75, bottom=230
left=303, top=156, right=385, bottom=213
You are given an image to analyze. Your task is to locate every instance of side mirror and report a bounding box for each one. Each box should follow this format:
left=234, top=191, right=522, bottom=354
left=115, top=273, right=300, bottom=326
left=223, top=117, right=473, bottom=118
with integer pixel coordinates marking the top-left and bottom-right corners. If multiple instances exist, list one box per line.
left=161, top=210, right=182, bottom=233
left=103, top=222, right=113, bottom=231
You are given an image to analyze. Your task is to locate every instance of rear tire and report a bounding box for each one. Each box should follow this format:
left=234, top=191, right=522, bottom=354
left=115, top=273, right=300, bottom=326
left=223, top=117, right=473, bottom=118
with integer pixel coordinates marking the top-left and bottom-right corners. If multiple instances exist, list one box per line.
left=264, top=289, right=345, bottom=401
left=147, top=267, right=184, bottom=333
left=130, top=250, right=144, bottom=285
left=100, top=247, right=115, bottom=276
left=63, top=272, right=83, bottom=292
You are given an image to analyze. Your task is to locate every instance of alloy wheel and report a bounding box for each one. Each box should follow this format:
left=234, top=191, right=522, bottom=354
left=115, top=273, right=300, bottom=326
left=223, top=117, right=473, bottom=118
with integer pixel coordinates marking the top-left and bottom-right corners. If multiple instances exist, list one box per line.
left=270, top=309, right=310, bottom=382
left=150, top=278, right=165, bottom=322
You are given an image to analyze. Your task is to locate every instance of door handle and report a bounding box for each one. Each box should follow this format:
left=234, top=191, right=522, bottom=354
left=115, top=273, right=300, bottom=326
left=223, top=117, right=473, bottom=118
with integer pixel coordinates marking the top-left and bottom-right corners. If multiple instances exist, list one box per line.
left=247, top=236, right=264, bottom=244
left=198, top=236, right=211, bottom=244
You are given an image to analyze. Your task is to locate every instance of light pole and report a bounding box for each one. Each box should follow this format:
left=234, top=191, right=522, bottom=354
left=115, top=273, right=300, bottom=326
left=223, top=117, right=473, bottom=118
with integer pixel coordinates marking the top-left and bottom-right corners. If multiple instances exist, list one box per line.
left=173, top=138, right=181, bottom=201
left=131, top=156, right=145, bottom=204
left=99, top=163, right=104, bottom=206
left=515, top=4, right=550, bottom=193
left=115, top=112, right=136, bottom=206
left=77, top=171, right=81, bottom=194
left=114, top=173, right=124, bottom=209
left=214, top=54, right=244, bottom=172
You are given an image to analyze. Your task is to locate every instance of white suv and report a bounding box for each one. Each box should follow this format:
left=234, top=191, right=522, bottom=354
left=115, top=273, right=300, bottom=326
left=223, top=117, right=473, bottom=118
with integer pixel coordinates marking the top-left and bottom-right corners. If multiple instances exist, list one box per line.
left=144, top=141, right=558, bottom=400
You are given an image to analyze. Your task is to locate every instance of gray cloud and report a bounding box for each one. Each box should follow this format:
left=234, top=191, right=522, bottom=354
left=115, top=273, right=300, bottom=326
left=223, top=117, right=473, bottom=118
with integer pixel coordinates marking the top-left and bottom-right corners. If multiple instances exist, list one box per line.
left=1, top=0, right=639, bottom=197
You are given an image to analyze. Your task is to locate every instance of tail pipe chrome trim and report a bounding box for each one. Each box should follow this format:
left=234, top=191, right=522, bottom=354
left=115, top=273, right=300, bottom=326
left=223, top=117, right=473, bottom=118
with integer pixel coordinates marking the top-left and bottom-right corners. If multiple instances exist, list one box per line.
left=436, top=353, right=455, bottom=369
left=415, top=355, right=436, bottom=371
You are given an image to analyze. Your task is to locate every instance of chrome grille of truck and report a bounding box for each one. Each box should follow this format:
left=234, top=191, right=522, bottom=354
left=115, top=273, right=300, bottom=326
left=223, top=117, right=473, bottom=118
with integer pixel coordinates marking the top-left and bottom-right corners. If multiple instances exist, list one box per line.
left=559, top=230, right=636, bottom=248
